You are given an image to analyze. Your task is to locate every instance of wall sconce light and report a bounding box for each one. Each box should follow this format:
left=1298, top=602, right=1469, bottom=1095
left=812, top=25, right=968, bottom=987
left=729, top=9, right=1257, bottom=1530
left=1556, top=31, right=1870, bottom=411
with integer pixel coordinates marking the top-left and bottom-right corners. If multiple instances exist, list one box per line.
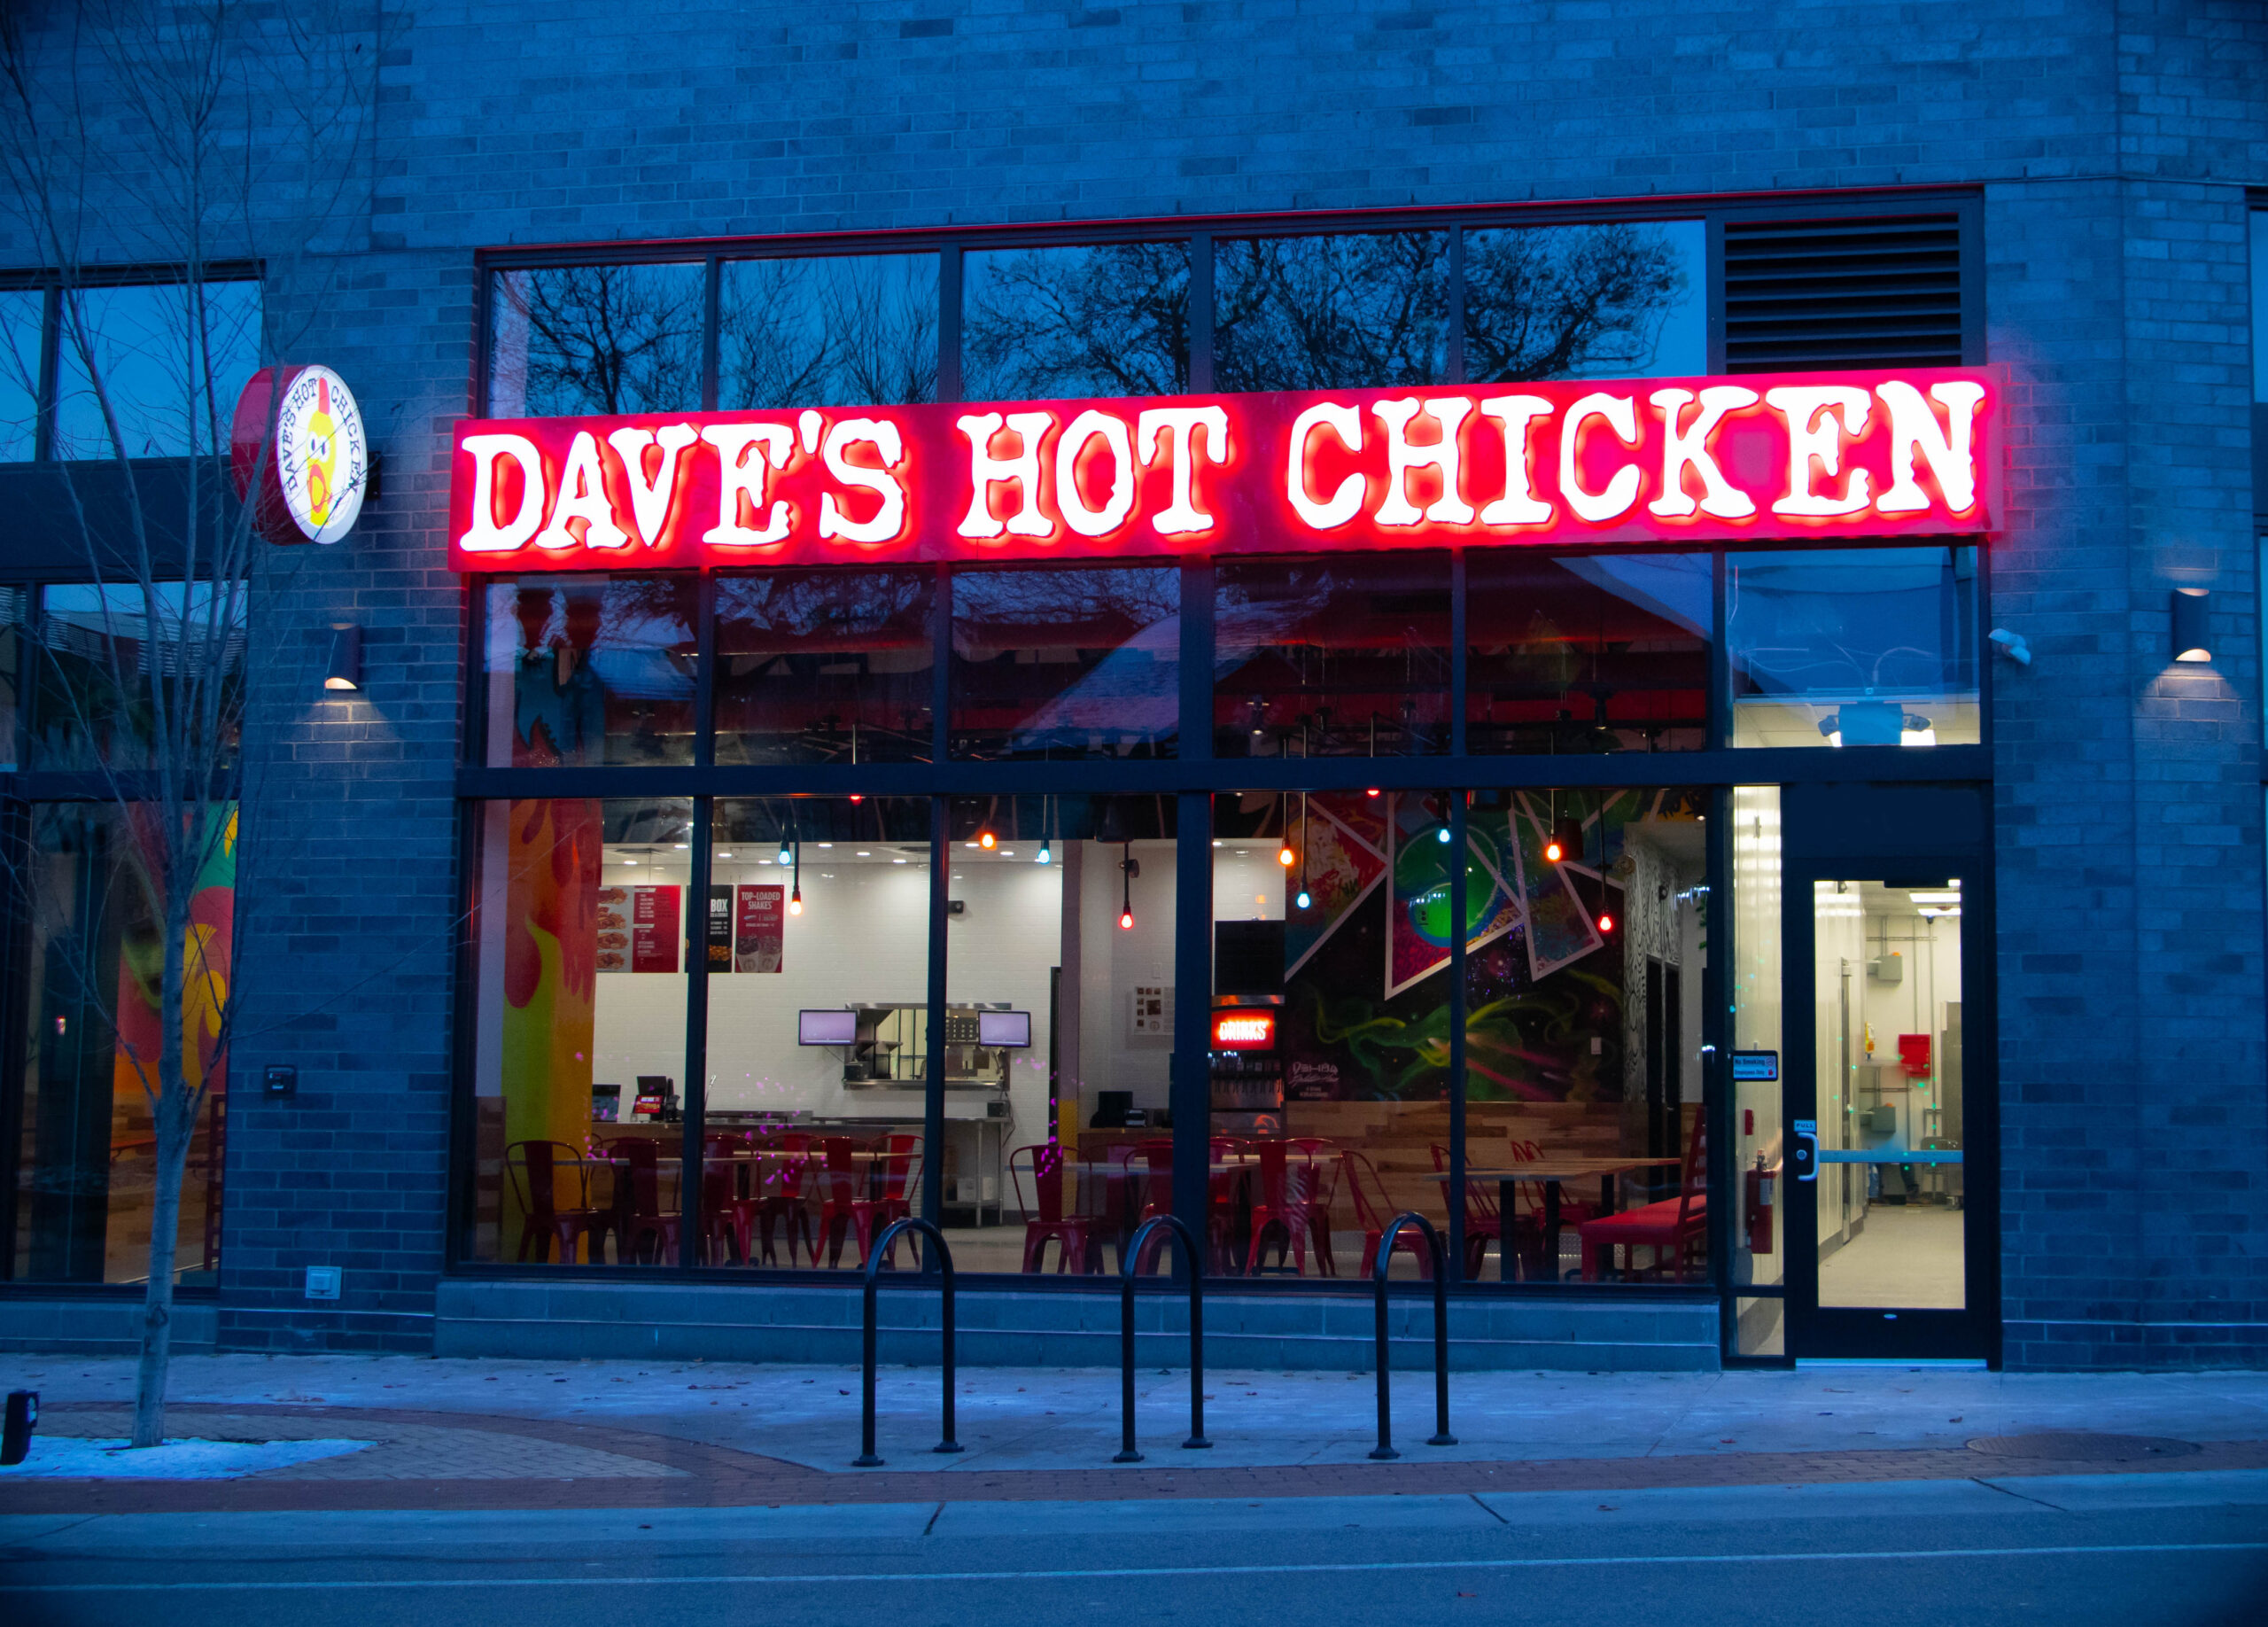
left=2172, top=588, right=2211, bottom=663
left=323, top=624, right=361, bottom=692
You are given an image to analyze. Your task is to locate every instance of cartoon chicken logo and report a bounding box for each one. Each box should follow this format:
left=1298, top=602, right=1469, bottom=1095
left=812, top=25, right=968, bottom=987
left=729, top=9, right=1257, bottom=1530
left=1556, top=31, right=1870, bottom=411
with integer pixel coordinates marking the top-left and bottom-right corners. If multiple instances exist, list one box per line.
left=305, top=376, right=338, bottom=531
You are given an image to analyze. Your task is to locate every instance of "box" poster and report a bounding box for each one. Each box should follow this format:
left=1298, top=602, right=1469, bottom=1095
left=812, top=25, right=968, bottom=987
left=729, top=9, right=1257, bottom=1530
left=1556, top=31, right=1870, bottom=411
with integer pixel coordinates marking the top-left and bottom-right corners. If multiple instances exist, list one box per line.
left=734, top=884, right=783, bottom=973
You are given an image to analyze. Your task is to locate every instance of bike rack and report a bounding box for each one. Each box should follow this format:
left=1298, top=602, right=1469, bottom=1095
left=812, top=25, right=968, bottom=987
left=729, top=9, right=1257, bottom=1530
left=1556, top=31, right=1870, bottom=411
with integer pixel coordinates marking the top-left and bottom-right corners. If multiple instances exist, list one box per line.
left=853, top=1218, right=962, bottom=1467
left=1369, top=1211, right=1456, bottom=1460
left=1115, top=1213, right=1211, bottom=1462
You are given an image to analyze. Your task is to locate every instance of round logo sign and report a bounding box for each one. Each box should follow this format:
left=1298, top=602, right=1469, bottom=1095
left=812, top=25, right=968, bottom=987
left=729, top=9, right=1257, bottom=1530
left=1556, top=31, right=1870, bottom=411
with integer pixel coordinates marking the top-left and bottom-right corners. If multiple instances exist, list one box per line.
left=231, top=365, right=369, bottom=546
left=272, top=366, right=367, bottom=544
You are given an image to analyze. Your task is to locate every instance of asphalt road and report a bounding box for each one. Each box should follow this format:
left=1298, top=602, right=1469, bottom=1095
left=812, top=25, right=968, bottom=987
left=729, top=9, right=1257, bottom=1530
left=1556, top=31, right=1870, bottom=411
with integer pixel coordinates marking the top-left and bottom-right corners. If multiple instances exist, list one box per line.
left=4, top=1473, right=2265, bottom=1626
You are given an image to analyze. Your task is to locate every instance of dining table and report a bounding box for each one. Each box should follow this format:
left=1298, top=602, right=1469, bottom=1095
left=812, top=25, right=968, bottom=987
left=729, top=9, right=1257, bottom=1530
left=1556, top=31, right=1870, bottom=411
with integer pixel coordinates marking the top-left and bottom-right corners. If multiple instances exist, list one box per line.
left=1425, top=1156, right=1683, bottom=1281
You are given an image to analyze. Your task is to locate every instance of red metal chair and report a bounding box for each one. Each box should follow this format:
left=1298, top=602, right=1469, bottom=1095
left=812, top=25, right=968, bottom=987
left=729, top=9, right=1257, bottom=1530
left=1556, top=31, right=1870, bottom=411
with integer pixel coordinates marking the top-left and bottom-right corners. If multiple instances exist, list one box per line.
left=1012, top=1142, right=1106, bottom=1273
left=814, top=1137, right=864, bottom=1267
left=1129, top=1139, right=1186, bottom=1273
left=1340, top=1149, right=1434, bottom=1278
left=850, top=1133, right=920, bottom=1269
left=1246, top=1139, right=1335, bottom=1277
left=1288, top=1138, right=1340, bottom=1276
left=750, top=1132, right=817, bottom=1265
left=699, top=1133, right=750, bottom=1265
left=1578, top=1109, right=1709, bottom=1282
left=597, top=1136, right=679, bottom=1265
left=503, top=1140, right=600, bottom=1264
left=1430, top=1144, right=1518, bottom=1279
left=1205, top=1136, right=1248, bottom=1273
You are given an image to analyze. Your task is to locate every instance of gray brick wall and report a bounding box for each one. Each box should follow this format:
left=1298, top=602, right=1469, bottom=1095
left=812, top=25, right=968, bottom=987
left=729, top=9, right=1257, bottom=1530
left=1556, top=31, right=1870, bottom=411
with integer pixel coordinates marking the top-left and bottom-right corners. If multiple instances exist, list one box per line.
left=6, top=0, right=2263, bottom=1366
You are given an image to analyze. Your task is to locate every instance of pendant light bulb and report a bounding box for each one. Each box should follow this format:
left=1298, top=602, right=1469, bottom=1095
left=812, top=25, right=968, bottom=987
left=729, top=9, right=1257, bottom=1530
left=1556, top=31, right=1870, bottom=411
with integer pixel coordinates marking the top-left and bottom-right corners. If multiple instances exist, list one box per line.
left=776, top=837, right=792, bottom=866
left=978, top=829, right=997, bottom=851
left=1436, top=825, right=1452, bottom=845
left=1278, top=841, right=1295, bottom=868
left=1544, top=837, right=1564, bottom=863
left=1036, top=837, right=1052, bottom=866
left=1295, top=887, right=1312, bottom=911
left=789, top=885, right=803, bottom=917
left=1596, top=911, right=1613, bottom=935
left=1118, top=907, right=1135, bottom=930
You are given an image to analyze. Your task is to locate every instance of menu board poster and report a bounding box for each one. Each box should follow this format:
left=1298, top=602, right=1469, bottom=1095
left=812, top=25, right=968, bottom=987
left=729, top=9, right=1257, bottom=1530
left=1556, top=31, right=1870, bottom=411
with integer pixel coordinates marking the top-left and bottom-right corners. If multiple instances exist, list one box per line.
left=595, top=885, right=632, bottom=973
left=630, top=885, right=680, bottom=974
left=707, top=886, right=734, bottom=969
left=735, top=884, right=784, bottom=973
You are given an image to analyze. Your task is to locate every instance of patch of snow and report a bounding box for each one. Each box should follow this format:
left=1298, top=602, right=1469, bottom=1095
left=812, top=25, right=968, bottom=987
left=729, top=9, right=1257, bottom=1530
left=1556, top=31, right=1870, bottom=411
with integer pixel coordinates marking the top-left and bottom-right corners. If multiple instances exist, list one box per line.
left=0, top=1436, right=373, bottom=1479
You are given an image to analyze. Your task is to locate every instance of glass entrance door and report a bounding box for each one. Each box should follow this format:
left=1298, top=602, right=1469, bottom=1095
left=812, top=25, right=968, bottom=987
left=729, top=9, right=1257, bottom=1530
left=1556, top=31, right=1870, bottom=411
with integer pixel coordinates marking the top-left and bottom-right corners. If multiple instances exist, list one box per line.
left=1784, top=866, right=1988, bottom=1359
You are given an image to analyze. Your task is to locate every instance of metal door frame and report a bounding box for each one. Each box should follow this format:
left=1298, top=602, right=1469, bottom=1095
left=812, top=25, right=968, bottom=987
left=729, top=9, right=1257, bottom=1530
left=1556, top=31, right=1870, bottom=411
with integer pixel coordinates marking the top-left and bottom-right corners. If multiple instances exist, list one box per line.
left=1767, top=778, right=1998, bottom=1365
left=1782, top=843, right=1997, bottom=1362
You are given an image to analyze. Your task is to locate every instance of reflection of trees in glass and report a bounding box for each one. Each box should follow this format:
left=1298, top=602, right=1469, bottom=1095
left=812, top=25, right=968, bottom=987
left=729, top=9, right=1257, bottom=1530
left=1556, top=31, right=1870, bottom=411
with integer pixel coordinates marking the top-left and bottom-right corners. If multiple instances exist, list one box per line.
left=1, top=290, right=45, bottom=461
left=52, top=281, right=262, bottom=459
left=489, top=265, right=703, bottom=416
left=961, top=243, right=1189, bottom=400
left=715, top=571, right=936, bottom=766
left=1463, top=222, right=1695, bottom=383
left=719, top=255, right=936, bottom=409
left=1214, top=233, right=1447, bottom=393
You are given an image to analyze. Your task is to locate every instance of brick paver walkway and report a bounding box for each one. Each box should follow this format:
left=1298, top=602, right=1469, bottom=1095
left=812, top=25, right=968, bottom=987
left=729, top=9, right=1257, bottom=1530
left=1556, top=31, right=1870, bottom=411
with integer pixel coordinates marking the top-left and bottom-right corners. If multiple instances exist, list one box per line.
left=6, top=1402, right=2264, bottom=1515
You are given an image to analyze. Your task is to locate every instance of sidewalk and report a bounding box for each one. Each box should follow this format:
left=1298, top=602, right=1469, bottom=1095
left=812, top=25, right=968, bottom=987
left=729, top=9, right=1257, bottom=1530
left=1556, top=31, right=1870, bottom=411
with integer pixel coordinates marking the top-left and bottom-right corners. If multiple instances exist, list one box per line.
left=4, top=1353, right=2264, bottom=1513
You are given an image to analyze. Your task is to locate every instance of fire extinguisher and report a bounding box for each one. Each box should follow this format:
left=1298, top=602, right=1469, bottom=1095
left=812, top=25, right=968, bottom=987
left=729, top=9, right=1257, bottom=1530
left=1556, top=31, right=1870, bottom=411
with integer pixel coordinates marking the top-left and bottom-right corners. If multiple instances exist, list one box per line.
left=1745, top=1155, right=1776, bottom=1255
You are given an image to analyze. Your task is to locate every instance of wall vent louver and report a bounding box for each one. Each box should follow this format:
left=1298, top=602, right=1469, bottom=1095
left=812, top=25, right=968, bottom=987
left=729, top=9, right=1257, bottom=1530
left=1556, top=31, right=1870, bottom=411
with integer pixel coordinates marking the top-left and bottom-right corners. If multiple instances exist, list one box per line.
left=1723, top=214, right=1964, bottom=372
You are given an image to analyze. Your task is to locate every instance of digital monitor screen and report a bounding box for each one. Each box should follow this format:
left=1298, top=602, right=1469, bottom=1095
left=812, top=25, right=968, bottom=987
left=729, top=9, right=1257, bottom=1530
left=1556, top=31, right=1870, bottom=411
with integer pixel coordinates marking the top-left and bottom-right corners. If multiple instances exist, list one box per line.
left=633, top=1094, right=664, bottom=1117
left=799, top=1009, right=858, bottom=1046
left=979, top=1010, right=1032, bottom=1047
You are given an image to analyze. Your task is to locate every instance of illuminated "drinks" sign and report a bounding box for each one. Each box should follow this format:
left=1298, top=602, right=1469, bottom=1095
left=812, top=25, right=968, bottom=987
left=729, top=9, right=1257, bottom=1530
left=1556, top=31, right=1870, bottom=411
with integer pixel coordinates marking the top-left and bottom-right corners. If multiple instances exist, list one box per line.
left=1212, top=1011, right=1277, bottom=1050
left=448, top=367, right=1996, bottom=572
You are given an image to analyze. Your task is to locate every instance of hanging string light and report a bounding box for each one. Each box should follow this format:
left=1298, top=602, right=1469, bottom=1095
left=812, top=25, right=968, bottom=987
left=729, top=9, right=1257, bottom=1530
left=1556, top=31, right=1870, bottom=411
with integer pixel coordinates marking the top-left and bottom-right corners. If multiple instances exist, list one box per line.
left=1293, top=793, right=1312, bottom=911
left=1118, top=840, right=1138, bottom=930
left=788, top=837, right=803, bottom=915
left=1036, top=797, right=1052, bottom=866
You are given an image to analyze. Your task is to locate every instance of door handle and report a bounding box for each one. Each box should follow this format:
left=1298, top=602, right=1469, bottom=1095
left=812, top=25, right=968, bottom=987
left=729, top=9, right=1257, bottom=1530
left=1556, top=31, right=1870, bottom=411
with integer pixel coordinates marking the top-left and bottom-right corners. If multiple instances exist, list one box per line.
left=1790, top=1120, right=1818, bottom=1183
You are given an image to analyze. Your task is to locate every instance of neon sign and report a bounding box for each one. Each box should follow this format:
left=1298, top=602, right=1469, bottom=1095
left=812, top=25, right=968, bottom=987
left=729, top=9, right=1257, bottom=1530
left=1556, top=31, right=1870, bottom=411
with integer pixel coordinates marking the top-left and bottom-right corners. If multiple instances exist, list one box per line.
left=448, top=367, right=1996, bottom=572
left=1212, top=1011, right=1277, bottom=1050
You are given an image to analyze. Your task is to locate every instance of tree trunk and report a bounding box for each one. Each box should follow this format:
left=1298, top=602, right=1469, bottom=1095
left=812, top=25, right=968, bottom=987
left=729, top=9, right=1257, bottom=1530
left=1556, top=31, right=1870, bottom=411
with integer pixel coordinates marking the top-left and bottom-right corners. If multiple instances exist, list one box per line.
left=131, top=870, right=198, bottom=1452
left=131, top=1087, right=193, bottom=1448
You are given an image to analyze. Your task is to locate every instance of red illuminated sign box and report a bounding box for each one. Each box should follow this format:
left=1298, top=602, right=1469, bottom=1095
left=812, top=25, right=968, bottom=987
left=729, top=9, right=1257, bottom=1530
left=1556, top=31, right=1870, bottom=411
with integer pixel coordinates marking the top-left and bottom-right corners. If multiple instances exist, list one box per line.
left=1212, top=1010, right=1277, bottom=1051
left=447, top=368, right=2000, bottom=572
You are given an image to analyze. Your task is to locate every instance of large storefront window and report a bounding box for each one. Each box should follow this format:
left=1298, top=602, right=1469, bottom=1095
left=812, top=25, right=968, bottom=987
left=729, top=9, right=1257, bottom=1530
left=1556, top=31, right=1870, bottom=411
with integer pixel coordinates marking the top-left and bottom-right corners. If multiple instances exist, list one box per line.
left=32, top=583, right=248, bottom=773
left=962, top=243, right=1191, bottom=400
left=1457, top=787, right=1707, bottom=1286
left=1462, top=221, right=1705, bottom=382
left=463, top=798, right=692, bottom=1267
left=1466, top=552, right=1710, bottom=755
left=699, top=797, right=933, bottom=1272
left=481, top=574, right=697, bottom=768
left=715, top=570, right=935, bottom=766
left=1214, top=231, right=1449, bottom=392
left=11, top=803, right=232, bottom=1286
left=946, top=794, right=1177, bottom=1276
left=719, top=253, right=938, bottom=409
left=951, top=564, right=1179, bottom=761
left=1727, top=546, right=1979, bottom=749
left=488, top=264, right=704, bottom=417
left=1215, top=554, right=1451, bottom=758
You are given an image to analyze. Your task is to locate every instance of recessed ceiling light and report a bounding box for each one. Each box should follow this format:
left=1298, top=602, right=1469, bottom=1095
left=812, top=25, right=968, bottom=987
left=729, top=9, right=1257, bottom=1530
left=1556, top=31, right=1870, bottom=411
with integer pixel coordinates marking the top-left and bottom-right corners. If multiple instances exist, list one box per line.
left=718, top=852, right=734, bottom=859
left=856, top=850, right=872, bottom=857
left=818, top=842, right=833, bottom=848
left=892, top=858, right=907, bottom=864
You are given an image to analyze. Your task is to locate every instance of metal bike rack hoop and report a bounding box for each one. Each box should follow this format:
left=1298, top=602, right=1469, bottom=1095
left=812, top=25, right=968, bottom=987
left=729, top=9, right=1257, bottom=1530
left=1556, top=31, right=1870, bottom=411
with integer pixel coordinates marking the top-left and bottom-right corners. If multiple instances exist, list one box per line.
left=854, top=1217, right=961, bottom=1467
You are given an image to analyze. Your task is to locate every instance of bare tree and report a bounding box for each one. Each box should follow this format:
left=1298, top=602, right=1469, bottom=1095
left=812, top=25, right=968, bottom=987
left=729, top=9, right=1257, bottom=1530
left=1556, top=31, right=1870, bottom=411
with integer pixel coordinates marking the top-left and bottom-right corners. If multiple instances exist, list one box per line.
left=0, top=0, right=387, bottom=1448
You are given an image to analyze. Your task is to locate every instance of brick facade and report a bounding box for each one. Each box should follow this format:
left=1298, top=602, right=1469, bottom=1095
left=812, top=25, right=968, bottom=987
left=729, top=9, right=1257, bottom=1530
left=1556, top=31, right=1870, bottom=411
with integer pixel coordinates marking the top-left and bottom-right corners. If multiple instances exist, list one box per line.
left=7, top=1, right=2262, bottom=1366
